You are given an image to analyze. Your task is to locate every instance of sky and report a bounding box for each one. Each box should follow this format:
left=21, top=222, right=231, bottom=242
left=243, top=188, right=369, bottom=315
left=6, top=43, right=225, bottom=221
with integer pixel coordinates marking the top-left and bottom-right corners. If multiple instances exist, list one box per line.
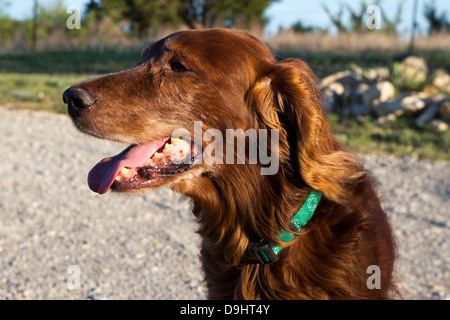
left=3, top=0, right=450, bottom=36
left=265, top=0, right=450, bottom=35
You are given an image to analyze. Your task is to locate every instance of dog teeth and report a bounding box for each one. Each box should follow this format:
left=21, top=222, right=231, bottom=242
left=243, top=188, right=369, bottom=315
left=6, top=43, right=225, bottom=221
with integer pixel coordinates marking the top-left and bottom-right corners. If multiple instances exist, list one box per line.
left=163, top=143, right=173, bottom=152
left=116, top=167, right=136, bottom=181
left=120, top=167, right=130, bottom=175
left=171, top=137, right=182, bottom=145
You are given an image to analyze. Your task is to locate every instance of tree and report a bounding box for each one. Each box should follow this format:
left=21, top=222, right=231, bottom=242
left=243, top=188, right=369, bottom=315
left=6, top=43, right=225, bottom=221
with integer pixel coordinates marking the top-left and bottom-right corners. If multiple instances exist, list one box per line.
left=86, top=0, right=105, bottom=20
left=0, top=0, right=10, bottom=17
left=322, top=3, right=348, bottom=33
left=0, top=0, right=19, bottom=46
left=86, top=0, right=182, bottom=37
left=322, top=0, right=403, bottom=35
left=37, top=0, right=68, bottom=35
left=291, top=20, right=328, bottom=34
left=424, top=0, right=449, bottom=35
left=86, top=0, right=278, bottom=36
left=377, top=0, right=404, bottom=35
left=179, top=0, right=279, bottom=29
left=346, top=1, right=366, bottom=32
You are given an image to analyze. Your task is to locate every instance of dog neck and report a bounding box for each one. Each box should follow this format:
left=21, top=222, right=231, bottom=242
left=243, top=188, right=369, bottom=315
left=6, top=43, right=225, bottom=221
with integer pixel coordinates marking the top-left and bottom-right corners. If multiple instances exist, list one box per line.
left=174, top=164, right=315, bottom=298
left=242, top=189, right=322, bottom=264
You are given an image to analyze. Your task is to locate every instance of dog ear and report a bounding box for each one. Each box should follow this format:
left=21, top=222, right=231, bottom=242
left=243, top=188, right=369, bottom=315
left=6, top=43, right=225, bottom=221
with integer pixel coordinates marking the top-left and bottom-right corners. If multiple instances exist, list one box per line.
left=249, top=58, right=363, bottom=203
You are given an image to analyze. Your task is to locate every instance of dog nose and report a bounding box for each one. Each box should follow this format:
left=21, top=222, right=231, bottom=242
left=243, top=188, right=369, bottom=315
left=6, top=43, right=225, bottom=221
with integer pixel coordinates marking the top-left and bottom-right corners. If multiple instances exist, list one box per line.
left=63, top=87, right=96, bottom=115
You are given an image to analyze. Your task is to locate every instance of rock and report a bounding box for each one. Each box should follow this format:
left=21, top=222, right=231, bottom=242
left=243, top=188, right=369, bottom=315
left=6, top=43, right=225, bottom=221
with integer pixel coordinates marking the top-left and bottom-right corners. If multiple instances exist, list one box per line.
left=350, top=102, right=371, bottom=115
left=400, top=94, right=426, bottom=113
left=321, top=70, right=352, bottom=88
left=374, top=94, right=425, bottom=117
left=368, top=82, right=396, bottom=115
left=355, top=82, right=370, bottom=95
left=329, top=82, right=345, bottom=95
left=323, top=89, right=336, bottom=112
left=323, top=89, right=334, bottom=112
left=320, top=64, right=447, bottom=126
left=374, top=99, right=402, bottom=116
left=415, top=103, right=440, bottom=126
left=432, top=121, right=449, bottom=133
left=430, top=119, right=449, bottom=132
left=386, top=113, right=397, bottom=123
left=335, top=74, right=359, bottom=89
left=323, top=82, right=345, bottom=112
left=362, top=84, right=380, bottom=107
left=376, top=81, right=396, bottom=103
left=425, top=94, right=446, bottom=105
left=432, top=70, right=450, bottom=94
left=398, top=56, right=428, bottom=84
left=321, top=70, right=358, bottom=90
left=423, top=84, right=438, bottom=96
left=352, top=82, right=369, bottom=103
left=377, top=113, right=397, bottom=125
left=438, top=100, right=450, bottom=121
left=366, top=67, right=390, bottom=81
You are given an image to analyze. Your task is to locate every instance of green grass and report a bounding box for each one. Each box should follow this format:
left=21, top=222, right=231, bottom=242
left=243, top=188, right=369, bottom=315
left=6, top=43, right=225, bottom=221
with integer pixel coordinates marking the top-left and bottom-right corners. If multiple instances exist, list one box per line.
left=0, top=49, right=141, bottom=74
left=329, top=114, right=450, bottom=162
left=0, top=49, right=449, bottom=162
left=277, top=50, right=450, bottom=79
left=0, top=50, right=141, bottom=113
left=277, top=51, right=395, bottom=79
left=1, top=48, right=449, bottom=77
left=0, top=73, right=95, bottom=113
left=3, top=48, right=449, bottom=77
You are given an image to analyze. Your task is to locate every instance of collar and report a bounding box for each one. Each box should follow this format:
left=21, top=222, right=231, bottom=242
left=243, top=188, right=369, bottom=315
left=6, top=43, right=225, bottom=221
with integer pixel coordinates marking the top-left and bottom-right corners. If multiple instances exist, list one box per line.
left=242, top=190, right=322, bottom=265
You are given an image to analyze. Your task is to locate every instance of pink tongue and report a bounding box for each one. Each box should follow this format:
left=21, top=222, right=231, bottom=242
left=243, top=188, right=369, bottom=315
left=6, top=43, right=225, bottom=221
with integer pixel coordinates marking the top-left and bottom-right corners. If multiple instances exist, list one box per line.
left=88, top=138, right=167, bottom=194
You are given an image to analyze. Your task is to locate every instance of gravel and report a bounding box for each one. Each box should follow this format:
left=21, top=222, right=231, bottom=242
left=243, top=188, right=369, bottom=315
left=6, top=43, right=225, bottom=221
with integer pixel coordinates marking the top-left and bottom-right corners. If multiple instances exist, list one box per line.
left=0, top=108, right=448, bottom=300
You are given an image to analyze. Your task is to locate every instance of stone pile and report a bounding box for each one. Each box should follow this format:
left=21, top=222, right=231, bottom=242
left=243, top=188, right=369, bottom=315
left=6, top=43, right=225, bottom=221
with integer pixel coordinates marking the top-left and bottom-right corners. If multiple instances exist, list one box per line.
left=321, top=56, right=450, bottom=132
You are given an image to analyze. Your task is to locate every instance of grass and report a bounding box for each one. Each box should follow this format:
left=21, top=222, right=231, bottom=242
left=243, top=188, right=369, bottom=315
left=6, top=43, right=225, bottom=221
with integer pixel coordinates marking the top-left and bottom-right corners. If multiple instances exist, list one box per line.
left=0, top=48, right=448, bottom=162
left=0, top=49, right=141, bottom=74
left=0, top=49, right=140, bottom=113
left=0, top=73, right=94, bottom=113
left=329, top=114, right=450, bottom=161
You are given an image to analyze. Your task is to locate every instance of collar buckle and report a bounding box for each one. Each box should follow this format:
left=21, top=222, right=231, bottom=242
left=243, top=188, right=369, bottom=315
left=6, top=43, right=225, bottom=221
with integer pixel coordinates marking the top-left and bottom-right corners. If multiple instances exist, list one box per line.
left=248, top=242, right=278, bottom=264
left=242, top=190, right=322, bottom=265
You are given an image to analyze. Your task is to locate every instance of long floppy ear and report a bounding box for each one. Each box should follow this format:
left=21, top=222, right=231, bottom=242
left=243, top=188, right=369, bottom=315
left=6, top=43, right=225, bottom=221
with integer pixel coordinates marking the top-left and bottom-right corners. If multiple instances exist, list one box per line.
left=249, top=58, right=363, bottom=204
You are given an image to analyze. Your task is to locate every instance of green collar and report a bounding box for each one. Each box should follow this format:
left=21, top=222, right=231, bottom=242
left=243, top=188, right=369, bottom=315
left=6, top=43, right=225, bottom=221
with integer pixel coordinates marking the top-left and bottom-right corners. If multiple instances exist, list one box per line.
left=245, top=190, right=322, bottom=264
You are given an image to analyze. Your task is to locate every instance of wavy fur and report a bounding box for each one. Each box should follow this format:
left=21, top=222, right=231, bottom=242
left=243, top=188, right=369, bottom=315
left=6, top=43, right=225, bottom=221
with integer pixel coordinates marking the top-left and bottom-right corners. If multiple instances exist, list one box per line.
left=67, top=29, right=398, bottom=299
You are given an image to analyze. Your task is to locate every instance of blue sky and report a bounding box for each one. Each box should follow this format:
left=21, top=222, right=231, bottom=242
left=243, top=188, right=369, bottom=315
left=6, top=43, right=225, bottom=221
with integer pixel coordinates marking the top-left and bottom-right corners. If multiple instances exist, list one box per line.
left=265, top=0, right=450, bottom=35
left=4, top=0, right=450, bottom=35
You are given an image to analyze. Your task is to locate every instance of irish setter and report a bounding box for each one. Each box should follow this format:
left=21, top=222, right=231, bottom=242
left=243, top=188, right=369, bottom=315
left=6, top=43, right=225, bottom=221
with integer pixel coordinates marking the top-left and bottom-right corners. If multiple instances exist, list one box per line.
left=63, top=29, right=397, bottom=299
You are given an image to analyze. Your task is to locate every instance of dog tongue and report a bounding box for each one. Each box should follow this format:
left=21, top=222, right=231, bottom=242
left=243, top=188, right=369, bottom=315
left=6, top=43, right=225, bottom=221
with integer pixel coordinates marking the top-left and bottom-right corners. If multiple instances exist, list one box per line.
left=88, top=138, right=167, bottom=194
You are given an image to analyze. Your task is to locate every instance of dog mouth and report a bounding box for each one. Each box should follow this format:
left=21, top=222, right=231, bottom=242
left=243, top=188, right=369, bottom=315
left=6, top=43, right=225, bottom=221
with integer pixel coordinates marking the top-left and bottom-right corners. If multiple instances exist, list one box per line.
left=88, top=137, right=200, bottom=194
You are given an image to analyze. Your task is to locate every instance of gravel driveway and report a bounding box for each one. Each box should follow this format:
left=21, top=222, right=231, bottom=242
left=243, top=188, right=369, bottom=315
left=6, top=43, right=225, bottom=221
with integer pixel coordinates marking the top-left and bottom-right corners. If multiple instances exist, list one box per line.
left=0, top=108, right=448, bottom=299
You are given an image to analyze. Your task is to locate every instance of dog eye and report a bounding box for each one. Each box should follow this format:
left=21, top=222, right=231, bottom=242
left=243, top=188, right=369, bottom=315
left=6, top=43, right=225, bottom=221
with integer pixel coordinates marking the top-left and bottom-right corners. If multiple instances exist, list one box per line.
left=170, top=61, right=187, bottom=72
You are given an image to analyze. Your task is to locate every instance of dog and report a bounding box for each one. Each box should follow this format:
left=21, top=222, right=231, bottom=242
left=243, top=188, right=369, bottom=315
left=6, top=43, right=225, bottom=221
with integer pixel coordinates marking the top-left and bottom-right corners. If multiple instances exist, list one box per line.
left=63, top=28, right=397, bottom=299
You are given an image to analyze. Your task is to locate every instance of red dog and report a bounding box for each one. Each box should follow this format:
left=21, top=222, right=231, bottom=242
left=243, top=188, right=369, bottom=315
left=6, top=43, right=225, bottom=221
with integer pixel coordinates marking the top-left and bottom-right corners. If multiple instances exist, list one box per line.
left=64, top=29, right=397, bottom=299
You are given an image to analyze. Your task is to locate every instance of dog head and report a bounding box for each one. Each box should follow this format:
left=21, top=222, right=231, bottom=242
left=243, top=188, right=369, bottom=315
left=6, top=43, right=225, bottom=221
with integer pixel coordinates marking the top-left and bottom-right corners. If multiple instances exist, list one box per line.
left=64, top=28, right=360, bottom=202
